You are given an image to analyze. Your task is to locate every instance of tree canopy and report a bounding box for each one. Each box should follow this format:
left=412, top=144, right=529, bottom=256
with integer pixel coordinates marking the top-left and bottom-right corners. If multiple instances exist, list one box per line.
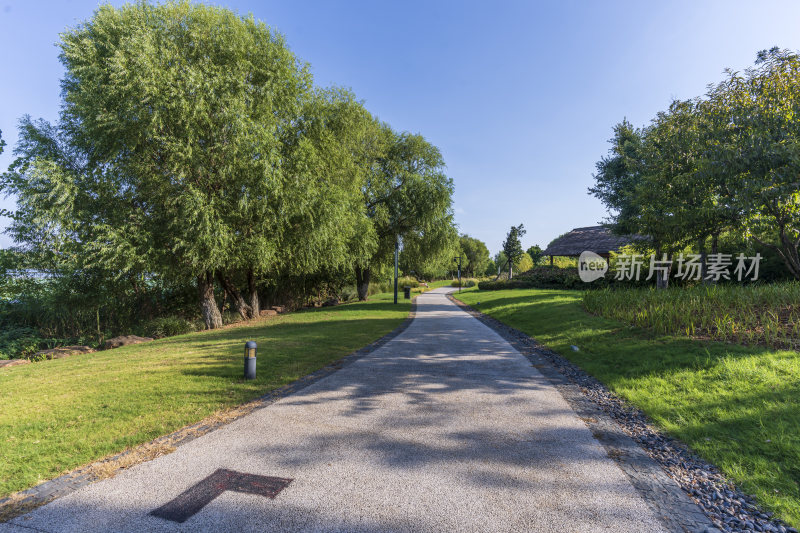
left=459, top=235, right=490, bottom=277
left=501, top=224, right=526, bottom=278
left=590, top=47, right=800, bottom=282
left=0, top=1, right=456, bottom=337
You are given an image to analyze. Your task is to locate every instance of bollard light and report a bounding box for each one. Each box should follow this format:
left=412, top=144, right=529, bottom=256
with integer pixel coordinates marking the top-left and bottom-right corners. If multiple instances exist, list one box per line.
left=244, top=341, right=257, bottom=380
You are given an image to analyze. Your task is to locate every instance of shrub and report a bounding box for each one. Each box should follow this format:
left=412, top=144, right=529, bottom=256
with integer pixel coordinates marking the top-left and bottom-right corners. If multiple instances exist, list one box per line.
left=0, top=326, right=50, bottom=360
left=479, top=266, right=584, bottom=290
left=140, top=316, right=198, bottom=339
left=451, top=278, right=477, bottom=288
left=339, top=285, right=359, bottom=302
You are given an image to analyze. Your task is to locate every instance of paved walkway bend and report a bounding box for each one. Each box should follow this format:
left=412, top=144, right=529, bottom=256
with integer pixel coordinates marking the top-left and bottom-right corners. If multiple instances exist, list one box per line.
left=4, top=288, right=674, bottom=532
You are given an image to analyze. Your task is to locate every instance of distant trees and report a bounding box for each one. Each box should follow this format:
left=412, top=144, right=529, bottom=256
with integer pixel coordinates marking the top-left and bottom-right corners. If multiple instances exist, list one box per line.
left=0, top=1, right=456, bottom=336
left=591, top=48, right=800, bottom=282
left=526, top=245, right=543, bottom=266
left=459, top=235, right=490, bottom=277
left=502, top=224, right=526, bottom=279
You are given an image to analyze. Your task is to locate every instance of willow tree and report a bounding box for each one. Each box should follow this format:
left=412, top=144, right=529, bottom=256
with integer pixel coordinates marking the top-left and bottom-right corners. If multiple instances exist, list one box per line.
left=52, top=1, right=316, bottom=328
left=356, top=128, right=455, bottom=300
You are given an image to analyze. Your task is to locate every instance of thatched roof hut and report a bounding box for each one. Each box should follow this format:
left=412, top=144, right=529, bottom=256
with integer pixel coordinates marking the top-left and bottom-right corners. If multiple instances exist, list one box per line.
left=543, top=226, right=644, bottom=260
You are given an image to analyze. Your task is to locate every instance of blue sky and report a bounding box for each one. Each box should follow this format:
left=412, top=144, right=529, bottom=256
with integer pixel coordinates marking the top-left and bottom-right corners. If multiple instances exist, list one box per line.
left=2, top=1, right=800, bottom=254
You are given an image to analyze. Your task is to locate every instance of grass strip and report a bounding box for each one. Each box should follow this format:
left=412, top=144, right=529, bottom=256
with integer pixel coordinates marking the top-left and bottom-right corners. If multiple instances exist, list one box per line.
left=0, top=293, right=409, bottom=498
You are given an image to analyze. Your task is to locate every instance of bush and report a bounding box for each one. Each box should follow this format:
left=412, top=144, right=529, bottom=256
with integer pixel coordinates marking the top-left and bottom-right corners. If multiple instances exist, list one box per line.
left=478, top=266, right=584, bottom=290
left=451, top=278, right=477, bottom=288
left=0, top=326, right=50, bottom=360
left=139, top=316, right=198, bottom=339
left=338, top=285, right=359, bottom=302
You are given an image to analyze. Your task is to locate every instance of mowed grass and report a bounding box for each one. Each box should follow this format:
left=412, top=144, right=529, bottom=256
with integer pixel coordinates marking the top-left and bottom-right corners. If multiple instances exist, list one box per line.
left=0, top=293, right=410, bottom=498
left=456, top=288, right=800, bottom=526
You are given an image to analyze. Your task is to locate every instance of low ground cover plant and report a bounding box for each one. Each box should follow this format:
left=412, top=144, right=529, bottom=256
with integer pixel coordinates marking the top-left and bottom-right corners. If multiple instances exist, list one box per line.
left=584, top=282, right=800, bottom=350
left=456, top=287, right=800, bottom=526
left=451, top=278, right=478, bottom=288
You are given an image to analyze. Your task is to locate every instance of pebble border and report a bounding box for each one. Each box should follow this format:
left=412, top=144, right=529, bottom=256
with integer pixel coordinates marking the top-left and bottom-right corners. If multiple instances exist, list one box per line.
left=448, top=293, right=797, bottom=533
left=0, top=298, right=418, bottom=523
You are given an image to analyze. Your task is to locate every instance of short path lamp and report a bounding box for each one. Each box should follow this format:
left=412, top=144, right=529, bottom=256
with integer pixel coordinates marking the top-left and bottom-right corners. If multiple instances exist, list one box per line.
left=244, top=341, right=257, bottom=380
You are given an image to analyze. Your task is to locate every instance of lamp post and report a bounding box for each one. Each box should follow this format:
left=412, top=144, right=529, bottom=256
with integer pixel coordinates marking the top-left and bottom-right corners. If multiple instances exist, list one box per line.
left=393, top=235, right=399, bottom=305
left=453, top=255, right=463, bottom=292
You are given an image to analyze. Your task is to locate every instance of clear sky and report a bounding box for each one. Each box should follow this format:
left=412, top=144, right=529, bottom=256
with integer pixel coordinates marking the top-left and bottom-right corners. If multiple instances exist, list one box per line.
left=2, top=1, right=800, bottom=255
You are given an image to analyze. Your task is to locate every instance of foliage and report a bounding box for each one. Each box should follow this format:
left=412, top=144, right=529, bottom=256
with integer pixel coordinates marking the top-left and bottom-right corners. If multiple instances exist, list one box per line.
left=356, top=126, right=456, bottom=299
left=483, top=258, right=497, bottom=277
left=526, top=245, right=543, bottom=265
left=0, top=1, right=448, bottom=344
left=0, top=325, right=49, bottom=360
left=478, top=266, right=584, bottom=290
left=450, top=278, right=477, bottom=288
left=501, top=224, right=526, bottom=278
left=584, top=282, right=800, bottom=350
left=456, top=288, right=800, bottom=526
left=515, top=252, right=534, bottom=273
left=458, top=234, right=490, bottom=277
left=590, top=48, right=800, bottom=282
left=138, top=316, right=199, bottom=339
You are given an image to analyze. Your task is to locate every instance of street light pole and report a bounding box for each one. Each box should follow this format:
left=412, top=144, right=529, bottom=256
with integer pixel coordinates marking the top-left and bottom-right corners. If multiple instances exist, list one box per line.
left=453, top=255, right=463, bottom=293
left=393, top=235, right=399, bottom=304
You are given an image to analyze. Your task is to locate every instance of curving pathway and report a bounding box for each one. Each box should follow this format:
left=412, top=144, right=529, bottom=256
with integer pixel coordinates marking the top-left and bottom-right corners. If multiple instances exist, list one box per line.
left=2, top=288, right=673, bottom=532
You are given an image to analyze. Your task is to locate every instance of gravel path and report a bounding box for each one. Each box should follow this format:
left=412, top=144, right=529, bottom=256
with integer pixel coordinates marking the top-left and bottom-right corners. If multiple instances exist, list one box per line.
left=3, top=288, right=680, bottom=532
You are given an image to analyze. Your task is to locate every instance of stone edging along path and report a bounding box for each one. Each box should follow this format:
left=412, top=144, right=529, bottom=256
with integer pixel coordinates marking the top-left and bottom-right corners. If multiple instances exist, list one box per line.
left=447, top=293, right=797, bottom=533
left=0, top=297, right=419, bottom=524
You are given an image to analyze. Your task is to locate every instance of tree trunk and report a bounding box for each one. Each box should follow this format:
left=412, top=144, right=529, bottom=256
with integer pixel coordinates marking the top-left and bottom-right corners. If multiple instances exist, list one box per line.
left=656, top=253, right=672, bottom=289
left=355, top=266, right=371, bottom=301
left=778, top=230, right=800, bottom=279
left=217, top=272, right=254, bottom=320
left=247, top=269, right=260, bottom=317
left=508, top=262, right=513, bottom=279
left=198, top=271, right=223, bottom=329
left=707, top=233, right=720, bottom=285
left=699, top=236, right=709, bottom=284
left=749, top=226, right=800, bottom=280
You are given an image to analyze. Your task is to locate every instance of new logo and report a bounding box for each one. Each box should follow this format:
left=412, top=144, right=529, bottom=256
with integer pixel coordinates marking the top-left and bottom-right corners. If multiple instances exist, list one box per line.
left=578, top=251, right=608, bottom=282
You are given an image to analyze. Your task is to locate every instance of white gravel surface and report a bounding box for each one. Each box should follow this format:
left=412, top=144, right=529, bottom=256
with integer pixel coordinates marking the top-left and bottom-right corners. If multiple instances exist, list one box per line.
left=3, top=288, right=668, bottom=532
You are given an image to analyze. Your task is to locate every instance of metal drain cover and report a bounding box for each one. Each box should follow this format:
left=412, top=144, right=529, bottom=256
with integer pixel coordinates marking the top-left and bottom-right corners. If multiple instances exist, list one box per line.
left=150, top=469, right=293, bottom=523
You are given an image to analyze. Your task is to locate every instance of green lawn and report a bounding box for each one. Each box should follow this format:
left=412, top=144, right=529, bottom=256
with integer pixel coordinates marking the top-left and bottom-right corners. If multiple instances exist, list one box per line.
left=0, top=294, right=410, bottom=498
left=456, top=287, right=800, bottom=527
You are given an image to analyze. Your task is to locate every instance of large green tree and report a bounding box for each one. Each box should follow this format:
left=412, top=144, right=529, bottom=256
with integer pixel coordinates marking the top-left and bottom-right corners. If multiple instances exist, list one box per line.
left=501, top=224, right=526, bottom=279
left=2, top=2, right=375, bottom=328
left=526, top=245, right=543, bottom=266
left=711, top=48, right=800, bottom=278
left=459, top=234, right=490, bottom=277
left=355, top=127, right=455, bottom=300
